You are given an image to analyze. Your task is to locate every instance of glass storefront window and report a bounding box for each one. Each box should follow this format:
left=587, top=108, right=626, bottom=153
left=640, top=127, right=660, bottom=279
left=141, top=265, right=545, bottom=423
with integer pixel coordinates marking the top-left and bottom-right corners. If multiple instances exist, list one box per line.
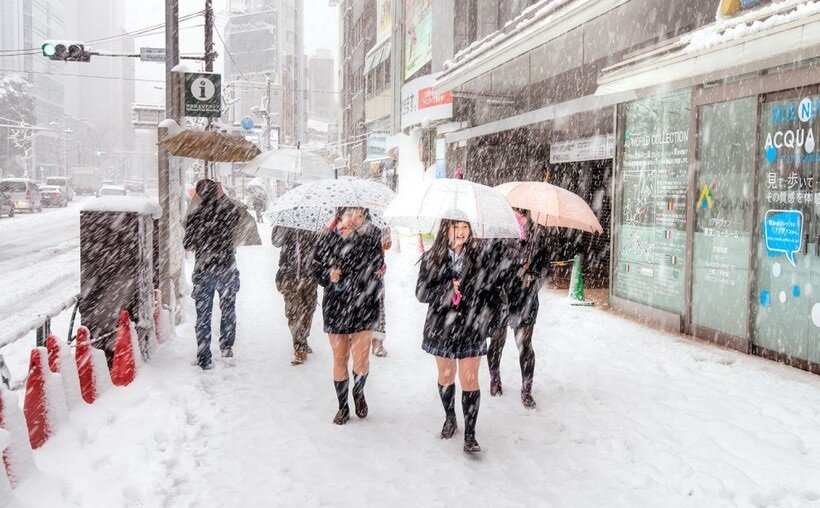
left=753, top=92, right=820, bottom=364
left=691, top=97, right=756, bottom=338
left=613, top=90, right=691, bottom=313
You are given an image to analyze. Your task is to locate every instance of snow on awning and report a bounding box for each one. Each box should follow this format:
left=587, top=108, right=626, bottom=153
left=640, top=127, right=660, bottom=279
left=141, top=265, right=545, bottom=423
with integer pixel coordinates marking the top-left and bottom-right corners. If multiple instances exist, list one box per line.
left=363, top=39, right=391, bottom=76
left=82, top=196, right=162, bottom=219
left=434, top=0, right=629, bottom=94
left=596, top=1, right=820, bottom=96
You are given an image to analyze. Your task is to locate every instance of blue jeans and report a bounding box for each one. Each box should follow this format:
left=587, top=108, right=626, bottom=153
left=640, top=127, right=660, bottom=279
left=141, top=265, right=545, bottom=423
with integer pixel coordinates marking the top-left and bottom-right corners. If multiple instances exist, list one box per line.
left=192, top=268, right=240, bottom=366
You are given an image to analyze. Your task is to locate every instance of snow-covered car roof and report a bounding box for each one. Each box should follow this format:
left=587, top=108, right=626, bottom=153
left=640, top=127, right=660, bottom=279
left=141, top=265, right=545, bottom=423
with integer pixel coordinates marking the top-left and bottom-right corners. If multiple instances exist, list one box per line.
left=40, top=185, right=62, bottom=191
left=99, top=184, right=127, bottom=191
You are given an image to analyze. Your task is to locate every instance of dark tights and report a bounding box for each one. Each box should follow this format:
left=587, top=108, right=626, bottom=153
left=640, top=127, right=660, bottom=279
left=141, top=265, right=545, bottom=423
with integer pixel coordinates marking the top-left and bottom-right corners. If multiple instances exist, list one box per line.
left=487, top=324, right=535, bottom=380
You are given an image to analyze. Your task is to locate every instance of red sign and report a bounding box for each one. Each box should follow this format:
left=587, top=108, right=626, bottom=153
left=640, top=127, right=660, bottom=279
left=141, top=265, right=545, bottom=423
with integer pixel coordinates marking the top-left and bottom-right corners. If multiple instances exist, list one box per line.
left=418, top=87, right=452, bottom=110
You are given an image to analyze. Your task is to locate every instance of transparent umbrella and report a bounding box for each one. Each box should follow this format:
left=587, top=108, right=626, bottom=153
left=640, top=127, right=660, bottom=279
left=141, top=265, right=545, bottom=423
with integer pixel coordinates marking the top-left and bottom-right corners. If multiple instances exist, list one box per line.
left=243, top=148, right=334, bottom=183
left=383, top=178, right=520, bottom=238
left=268, top=178, right=395, bottom=230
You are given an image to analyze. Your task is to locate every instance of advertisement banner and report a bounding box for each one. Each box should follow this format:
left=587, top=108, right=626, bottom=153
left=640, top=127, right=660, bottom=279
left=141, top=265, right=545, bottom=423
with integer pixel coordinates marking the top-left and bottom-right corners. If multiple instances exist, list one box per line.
left=404, top=0, right=432, bottom=79
left=401, top=73, right=453, bottom=130
left=377, top=0, right=392, bottom=43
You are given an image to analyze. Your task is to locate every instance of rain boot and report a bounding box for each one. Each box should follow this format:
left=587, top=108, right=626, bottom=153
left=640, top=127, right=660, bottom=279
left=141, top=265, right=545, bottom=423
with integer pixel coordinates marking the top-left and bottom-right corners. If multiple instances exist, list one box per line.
left=462, top=390, right=481, bottom=453
left=352, top=373, right=368, bottom=419
left=438, top=383, right=457, bottom=439
left=333, top=379, right=350, bottom=425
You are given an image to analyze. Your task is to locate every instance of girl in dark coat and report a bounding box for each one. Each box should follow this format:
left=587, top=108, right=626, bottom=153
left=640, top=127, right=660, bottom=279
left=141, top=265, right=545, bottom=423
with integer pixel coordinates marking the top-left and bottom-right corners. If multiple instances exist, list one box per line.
left=488, top=211, right=550, bottom=408
left=416, top=219, right=495, bottom=453
left=314, top=207, right=384, bottom=425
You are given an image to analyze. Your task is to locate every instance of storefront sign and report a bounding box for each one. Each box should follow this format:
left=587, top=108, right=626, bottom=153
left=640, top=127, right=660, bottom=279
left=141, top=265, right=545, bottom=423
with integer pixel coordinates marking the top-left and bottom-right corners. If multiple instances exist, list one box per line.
left=367, top=131, right=389, bottom=159
left=404, top=0, right=432, bottom=79
left=184, top=72, right=221, bottom=118
left=764, top=210, right=803, bottom=266
left=550, top=135, right=615, bottom=164
left=613, top=90, right=691, bottom=313
left=401, top=74, right=453, bottom=130
left=377, top=0, right=392, bottom=43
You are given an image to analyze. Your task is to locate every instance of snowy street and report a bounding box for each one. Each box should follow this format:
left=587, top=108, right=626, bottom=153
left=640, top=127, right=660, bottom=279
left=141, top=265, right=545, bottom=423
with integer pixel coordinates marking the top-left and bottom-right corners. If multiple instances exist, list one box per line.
left=7, top=233, right=820, bottom=508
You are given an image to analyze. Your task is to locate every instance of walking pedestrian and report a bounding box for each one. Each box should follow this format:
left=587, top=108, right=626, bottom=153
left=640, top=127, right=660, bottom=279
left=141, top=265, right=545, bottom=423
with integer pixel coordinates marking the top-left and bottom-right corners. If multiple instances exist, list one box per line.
left=252, top=192, right=267, bottom=223
left=371, top=227, right=392, bottom=357
left=183, top=179, right=243, bottom=370
left=416, top=218, right=496, bottom=453
left=487, top=210, right=550, bottom=408
left=314, top=207, right=384, bottom=425
left=272, top=225, right=318, bottom=365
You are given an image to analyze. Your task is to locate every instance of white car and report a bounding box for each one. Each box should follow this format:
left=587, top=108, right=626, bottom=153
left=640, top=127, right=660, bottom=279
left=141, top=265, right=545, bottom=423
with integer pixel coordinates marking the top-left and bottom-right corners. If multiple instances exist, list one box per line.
left=96, top=185, right=128, bottom=197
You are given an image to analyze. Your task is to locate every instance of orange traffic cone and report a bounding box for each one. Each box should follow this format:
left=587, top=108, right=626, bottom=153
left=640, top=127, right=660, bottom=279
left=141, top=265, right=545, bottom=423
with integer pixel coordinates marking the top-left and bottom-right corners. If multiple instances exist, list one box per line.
left=0, top=387, right=36, bottom=488
left=45, top=335, right=82, bottom=409
left=111, top=311, right=137, bottom=386
left=75, top=327, right=97, bottom=404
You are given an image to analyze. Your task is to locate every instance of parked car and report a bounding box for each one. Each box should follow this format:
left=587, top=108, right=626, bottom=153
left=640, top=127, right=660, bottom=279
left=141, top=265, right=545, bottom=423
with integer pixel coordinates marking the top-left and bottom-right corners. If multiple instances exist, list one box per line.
left=39, top=185, right=69, bottom=207
left=0, top=178, right=42, bottom=213
left=45, top=176, right=74, bottom=201
left=124, top=179, right=146, bottom=193
left=0, top=190, right=14, bottom=217
left=96, top=184, right=128, bottom=197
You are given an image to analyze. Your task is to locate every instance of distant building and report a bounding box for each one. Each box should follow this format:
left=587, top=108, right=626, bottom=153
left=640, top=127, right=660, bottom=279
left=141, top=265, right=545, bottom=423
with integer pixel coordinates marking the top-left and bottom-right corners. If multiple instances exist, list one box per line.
left=224, top=0, right=306, bottom=147
left=308, top=49, right=336, bottom=123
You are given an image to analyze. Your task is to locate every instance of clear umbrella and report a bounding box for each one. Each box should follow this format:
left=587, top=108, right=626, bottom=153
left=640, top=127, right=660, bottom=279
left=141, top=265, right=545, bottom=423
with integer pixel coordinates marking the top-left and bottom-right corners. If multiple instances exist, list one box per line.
left=268, top=178, right=396, bottom=230
left=243, top=148, right=334, bottom=183
left=382, top=178, right=520, bottom=238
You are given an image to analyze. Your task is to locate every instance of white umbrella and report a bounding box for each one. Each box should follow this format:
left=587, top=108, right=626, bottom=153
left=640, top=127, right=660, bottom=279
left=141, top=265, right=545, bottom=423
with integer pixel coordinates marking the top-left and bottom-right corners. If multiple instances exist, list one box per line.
left=383, top=178, right=520, bottom=238
left=268, top=178, right=395, bottom=230
left=243, top=148, right=334, bottom=183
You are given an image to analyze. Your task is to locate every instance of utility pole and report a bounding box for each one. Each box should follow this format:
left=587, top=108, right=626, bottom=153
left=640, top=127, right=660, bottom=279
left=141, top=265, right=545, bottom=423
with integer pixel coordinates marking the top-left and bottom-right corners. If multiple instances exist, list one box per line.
left=390, top=0, right=405, bottom=135
left=264, top=74, right=272, bottom=151
left=158, top=0, right=181, bottom=313
left=204, top=0, right=215, bottom=178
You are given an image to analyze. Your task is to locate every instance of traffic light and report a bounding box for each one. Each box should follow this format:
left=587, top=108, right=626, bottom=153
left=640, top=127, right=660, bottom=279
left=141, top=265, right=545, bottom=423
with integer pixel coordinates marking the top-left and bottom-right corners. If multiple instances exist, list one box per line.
left=41, top=41, right=91, bottom=62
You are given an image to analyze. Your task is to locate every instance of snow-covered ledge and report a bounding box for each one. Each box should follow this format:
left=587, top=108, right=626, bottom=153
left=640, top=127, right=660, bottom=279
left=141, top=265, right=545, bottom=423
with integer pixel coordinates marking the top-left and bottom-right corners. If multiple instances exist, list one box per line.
left=81, top=196, right=162, bottom=219
left=434, top=0, right=629, bottom=95
left=596, top=4, right=820, bottom=96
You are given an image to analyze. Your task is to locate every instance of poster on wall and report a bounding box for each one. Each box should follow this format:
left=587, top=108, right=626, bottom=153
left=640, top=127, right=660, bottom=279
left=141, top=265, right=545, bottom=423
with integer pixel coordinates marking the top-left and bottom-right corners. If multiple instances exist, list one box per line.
left=377, top=0, right=392, bottom=43
left=613, top=90, right=691, bottom=313
left=404, top=0, right=432, bottom=79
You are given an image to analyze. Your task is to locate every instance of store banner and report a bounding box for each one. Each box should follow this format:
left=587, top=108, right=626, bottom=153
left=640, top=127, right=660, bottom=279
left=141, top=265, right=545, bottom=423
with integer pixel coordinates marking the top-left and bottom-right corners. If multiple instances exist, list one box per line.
left=550, top=135, right=615, bottom=164
left=401, top=73, right=453, bottom=130
left=404, top=0, right=432, bottom=79
left=377, top=0, right=392, bottom=43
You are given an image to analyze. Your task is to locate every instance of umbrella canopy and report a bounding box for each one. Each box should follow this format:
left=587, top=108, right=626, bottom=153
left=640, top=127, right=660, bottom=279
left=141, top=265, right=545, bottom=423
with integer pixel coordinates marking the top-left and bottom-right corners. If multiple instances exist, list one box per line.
left=383, top=178, right=519, bottom=239
left=268, top=178, right=395, bottom=231
left=495, top=181, right=604, bottom=234
left=243, top=148, right=334, bottom=183
left=158, top=129, right=261, bottom=162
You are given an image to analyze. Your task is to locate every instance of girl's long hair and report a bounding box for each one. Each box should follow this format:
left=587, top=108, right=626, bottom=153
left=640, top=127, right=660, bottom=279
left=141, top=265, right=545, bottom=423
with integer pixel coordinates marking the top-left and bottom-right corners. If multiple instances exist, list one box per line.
left=428, top=219, right=475, bottom=269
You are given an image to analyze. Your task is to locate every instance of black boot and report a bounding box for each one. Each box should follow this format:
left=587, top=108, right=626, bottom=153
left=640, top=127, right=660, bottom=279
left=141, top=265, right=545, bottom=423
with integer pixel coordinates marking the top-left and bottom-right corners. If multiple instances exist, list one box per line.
left=438, top=384, right=457, bottom=439
left=462, top=390, right=481, bottom=453
left=333, top=379, right=350, bottom=425
left=352, top=373, right=368, bottom=419
left=489, top=369, right=503, bottom=396
left=521, top=375, right=536, bottom=409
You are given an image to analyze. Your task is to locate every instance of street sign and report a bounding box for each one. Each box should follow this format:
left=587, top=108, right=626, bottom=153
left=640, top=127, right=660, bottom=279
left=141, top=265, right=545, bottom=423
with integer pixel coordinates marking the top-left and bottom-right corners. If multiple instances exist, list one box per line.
left=131, top=104, right=165, bottom=128
left=140, top=47, right=166, bottom=62
left=240, top=116, right=254, bottom=131
left=184, top=72, right=222, bottom=118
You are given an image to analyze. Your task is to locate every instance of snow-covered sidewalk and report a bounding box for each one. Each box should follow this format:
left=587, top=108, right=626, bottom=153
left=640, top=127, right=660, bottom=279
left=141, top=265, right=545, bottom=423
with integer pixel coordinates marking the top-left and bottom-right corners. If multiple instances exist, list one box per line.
left=8, top=238, right=820, bottom=507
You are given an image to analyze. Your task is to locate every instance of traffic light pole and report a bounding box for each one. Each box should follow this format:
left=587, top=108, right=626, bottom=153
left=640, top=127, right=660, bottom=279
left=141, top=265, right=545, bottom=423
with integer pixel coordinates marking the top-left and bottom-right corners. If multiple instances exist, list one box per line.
left=204, top=0, right=215, bottom=179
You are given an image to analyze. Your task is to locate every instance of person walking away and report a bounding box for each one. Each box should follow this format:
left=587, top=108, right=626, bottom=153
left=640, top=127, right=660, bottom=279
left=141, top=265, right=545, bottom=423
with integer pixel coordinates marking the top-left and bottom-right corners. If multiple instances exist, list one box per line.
left=314, top=207, right=384, bottom=425
left=487, top=210, right=550, bottom=408
left=272, top=225, right=319, bottom=365
left=252, top=193, right=267, bottom=223
left=416, top=219, right=495, bottom=453
left=371, top=227, right=392, bottom=357
left=183, top=179, right=243, bottom=370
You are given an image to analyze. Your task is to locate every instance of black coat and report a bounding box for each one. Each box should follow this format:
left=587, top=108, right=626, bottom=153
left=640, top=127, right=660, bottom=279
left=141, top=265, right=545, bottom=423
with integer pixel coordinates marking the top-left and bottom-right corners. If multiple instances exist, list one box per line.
left=507, top=222, right=550, bottom=327
left=313, top=224, right=384, bottom=334
left=183, top=197, right=242, bottom=275
left=416, top=244, right=499, bottom=359
left=271, top=227, right=317, bottom=288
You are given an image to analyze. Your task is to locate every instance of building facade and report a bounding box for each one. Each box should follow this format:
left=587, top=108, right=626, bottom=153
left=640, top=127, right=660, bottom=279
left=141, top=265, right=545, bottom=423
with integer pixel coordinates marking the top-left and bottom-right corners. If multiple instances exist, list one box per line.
left=224, top=0, right=306, bottom=148
left=308, top=49, right=336, bottom=123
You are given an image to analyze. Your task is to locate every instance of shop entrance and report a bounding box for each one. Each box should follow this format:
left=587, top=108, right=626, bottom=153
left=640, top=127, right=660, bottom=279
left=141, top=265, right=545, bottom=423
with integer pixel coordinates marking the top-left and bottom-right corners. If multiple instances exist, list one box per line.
left=752, top=89, right=820, bottom=367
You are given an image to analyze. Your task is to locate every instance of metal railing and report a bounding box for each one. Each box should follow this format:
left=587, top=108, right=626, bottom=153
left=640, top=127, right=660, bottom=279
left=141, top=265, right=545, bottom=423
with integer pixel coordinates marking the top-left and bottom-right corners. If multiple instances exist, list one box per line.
left=0, top=293, right=81, bottom=390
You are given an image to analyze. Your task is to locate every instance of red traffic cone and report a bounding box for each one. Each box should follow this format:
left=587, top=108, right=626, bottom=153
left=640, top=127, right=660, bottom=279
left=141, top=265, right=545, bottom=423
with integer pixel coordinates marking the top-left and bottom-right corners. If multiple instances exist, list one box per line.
left=23, top=349, right=51, bottom=449
left=111, top=311, right=137, bottom=386
left=75, top=327, right=97, bottom=404
left=0, top=388, right=37, bottom=487
left=45, top=335, right=61, bottom=374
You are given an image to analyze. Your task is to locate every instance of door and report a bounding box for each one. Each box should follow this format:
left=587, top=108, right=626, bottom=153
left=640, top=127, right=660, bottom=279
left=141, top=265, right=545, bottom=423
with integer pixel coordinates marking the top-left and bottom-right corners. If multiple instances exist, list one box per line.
left=753, top=89, right=820, bottom=365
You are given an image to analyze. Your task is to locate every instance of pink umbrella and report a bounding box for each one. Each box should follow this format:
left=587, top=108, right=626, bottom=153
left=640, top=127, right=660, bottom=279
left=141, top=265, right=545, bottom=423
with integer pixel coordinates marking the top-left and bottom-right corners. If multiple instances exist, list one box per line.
left=495, top=181, right=604, bottom=234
